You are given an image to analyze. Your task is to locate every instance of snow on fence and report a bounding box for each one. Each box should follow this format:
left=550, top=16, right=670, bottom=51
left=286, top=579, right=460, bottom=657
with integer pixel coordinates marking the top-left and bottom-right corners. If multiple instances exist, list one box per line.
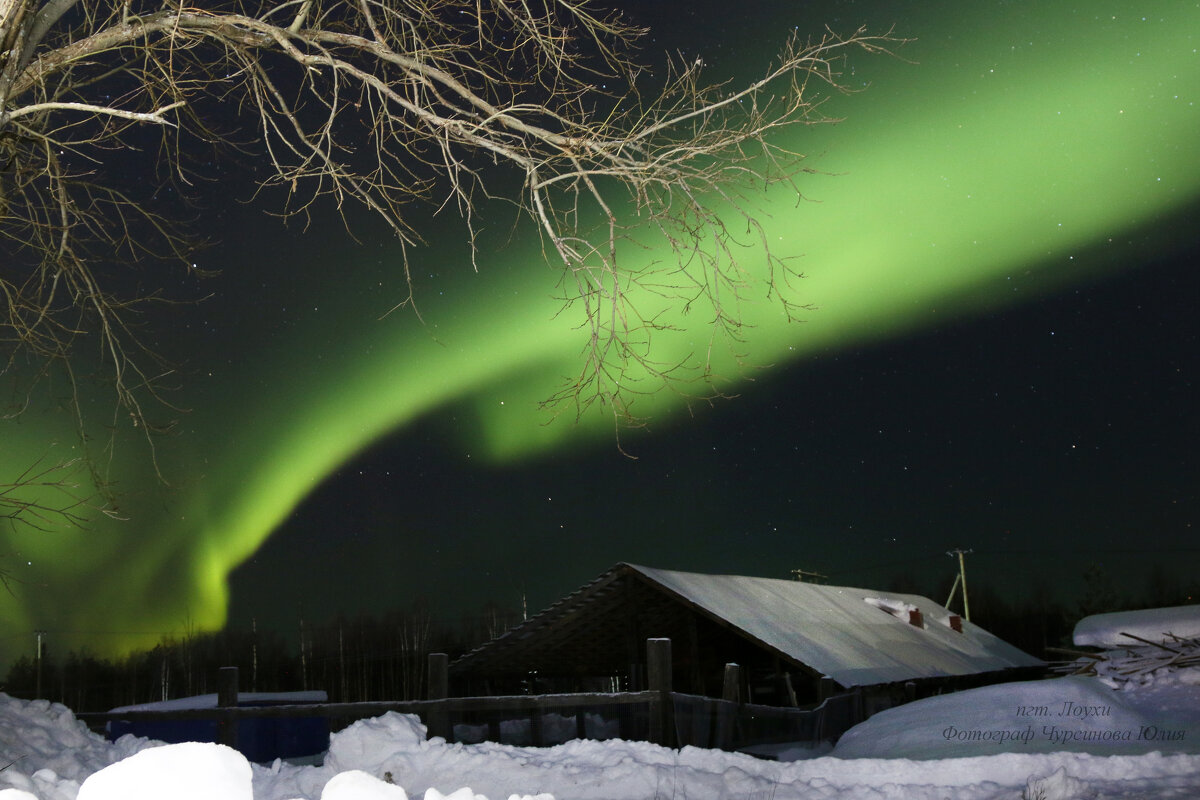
left=79, top=640, right=867, bottom=760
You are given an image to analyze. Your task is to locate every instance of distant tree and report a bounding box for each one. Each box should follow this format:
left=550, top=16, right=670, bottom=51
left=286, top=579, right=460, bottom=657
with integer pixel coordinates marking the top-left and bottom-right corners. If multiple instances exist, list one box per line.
left=0, top=0, right=896, bottom=474
left=2, top=653, right=37, bottom=697
left=60, top=648, right=118, bottom=711
left=471, top=599, right=524, bottom=642
left=1, top=600, right=534, bottom=709
left=1021, top=577, right=1070, bottom=657
left=1077, top=562, right=1123, bottom=620
left=1142, top=563, right=1188, bottom=609
left=392, top=600, right=432, bottom=701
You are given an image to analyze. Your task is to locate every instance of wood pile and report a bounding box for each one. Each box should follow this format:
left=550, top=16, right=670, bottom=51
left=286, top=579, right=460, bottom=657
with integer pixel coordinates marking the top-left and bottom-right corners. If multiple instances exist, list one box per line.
left=1050, top=632, right=1200, bottom=686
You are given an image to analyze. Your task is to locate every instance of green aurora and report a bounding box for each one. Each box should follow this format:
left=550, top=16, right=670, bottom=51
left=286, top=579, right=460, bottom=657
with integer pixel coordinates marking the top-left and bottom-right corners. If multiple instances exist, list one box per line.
left=2, top=0, right=1198, bottom=658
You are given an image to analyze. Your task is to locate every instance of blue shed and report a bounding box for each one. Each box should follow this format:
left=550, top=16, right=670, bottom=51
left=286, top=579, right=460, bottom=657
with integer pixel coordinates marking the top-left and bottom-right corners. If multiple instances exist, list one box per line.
left=106, top=690, right=329, bottom=763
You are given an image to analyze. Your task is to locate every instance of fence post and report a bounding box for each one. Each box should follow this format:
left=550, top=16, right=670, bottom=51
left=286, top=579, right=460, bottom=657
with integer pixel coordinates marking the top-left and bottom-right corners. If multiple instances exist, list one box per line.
left=715, top=662, right=741, bottom=750
left=426, top=653, right=450, bottom=742
left=427, top=653, right=448, bottom=700
left=217, top=666, right=238, bottom=750
left=722, top=663, right=741, bottom=704
left=646, top=638, right=675, bottom=748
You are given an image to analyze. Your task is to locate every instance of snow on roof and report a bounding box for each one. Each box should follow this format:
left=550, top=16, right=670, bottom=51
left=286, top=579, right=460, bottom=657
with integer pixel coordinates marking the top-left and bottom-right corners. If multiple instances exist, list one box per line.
left=108, top=690, right=328, bottom=714
left=1073, top=605, right=1200, bottom=649
left=629, top=564, right=1042, bottom=687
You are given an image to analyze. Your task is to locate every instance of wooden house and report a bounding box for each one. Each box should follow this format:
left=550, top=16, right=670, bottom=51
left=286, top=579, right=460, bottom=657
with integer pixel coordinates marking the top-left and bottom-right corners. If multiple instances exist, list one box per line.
left=451, top=563, right=1044, bottom=710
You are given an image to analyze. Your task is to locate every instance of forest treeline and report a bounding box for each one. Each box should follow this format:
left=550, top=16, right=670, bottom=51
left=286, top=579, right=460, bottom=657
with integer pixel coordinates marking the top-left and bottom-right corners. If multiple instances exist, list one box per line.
left=2, top=600, right=523, bottom=712
left=4, top=565, right=1193, bottom=713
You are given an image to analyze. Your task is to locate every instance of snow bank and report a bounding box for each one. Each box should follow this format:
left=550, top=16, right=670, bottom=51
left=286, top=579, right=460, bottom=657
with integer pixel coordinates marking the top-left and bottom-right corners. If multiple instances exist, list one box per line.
left=1074, top=605, right=1200, bottom=648
left=76, top=742, right=251, bottom=800
left=0, top=695, right=154, bottom=800
left=833, top=674, right=1200, bottom=759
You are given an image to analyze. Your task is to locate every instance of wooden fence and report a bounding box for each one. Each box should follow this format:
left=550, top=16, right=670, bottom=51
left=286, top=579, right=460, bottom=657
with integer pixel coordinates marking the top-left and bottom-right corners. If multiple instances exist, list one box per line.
left=79, top=638, right=865, bottom=757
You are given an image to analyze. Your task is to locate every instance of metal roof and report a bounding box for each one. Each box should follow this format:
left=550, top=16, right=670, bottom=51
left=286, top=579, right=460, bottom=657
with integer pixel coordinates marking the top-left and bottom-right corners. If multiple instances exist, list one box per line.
left=633, top=564, right=1042, bottom=686
left=452, top=564, right=1042, bottom=688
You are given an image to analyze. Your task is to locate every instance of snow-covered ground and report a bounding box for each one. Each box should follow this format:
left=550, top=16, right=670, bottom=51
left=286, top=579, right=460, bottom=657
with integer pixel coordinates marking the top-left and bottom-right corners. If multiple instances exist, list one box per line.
left=3, top=607, right=1198, bottom=800
left=833, top=673, right=1200, bottom=760
left=2, top=674, right=1198, bottom=800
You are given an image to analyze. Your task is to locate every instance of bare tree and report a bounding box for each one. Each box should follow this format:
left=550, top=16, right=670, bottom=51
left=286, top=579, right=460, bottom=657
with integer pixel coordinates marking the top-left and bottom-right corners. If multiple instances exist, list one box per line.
left=1, top=0, right=896, bottom=447
left=0, top=449, right=100, bottom=588
left=0, top=451, right=93, bottom=530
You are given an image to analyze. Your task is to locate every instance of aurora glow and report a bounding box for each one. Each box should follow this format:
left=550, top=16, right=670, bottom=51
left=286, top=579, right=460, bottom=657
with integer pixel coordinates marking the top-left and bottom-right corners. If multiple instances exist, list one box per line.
left=2, top=0, right=1197, bottom=659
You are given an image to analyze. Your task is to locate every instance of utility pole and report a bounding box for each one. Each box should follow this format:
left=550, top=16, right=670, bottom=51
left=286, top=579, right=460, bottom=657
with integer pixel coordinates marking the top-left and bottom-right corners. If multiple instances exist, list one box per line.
left=790, top=569, right=828, bottom=584
left=252, top=617, right=259, bottom=693
left=299, top=616, right=309, bottom=692
left=34, top=630, right=46, bottom=699
left=946, top=549, right=972, bottom=621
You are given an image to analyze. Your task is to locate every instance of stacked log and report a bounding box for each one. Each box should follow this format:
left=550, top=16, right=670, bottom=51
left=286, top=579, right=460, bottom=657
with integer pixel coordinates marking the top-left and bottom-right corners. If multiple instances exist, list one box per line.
left=1051, top=632, right=1200, bottom=686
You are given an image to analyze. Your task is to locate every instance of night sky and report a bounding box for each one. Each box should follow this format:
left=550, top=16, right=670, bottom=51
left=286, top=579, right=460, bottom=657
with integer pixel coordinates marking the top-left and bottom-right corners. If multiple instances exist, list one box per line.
left=227, top=234, right=1199, bottom=635
left=1, top=0, right=1197, bottom=664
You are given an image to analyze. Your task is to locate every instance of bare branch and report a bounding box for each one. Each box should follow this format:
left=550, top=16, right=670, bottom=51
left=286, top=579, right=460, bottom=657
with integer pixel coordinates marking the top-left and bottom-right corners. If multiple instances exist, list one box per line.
left=0, top=451, right=94, bottom=532
left=1, top=98, right=184, bottom=123
left=1, top=0, right=902, bottom=469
